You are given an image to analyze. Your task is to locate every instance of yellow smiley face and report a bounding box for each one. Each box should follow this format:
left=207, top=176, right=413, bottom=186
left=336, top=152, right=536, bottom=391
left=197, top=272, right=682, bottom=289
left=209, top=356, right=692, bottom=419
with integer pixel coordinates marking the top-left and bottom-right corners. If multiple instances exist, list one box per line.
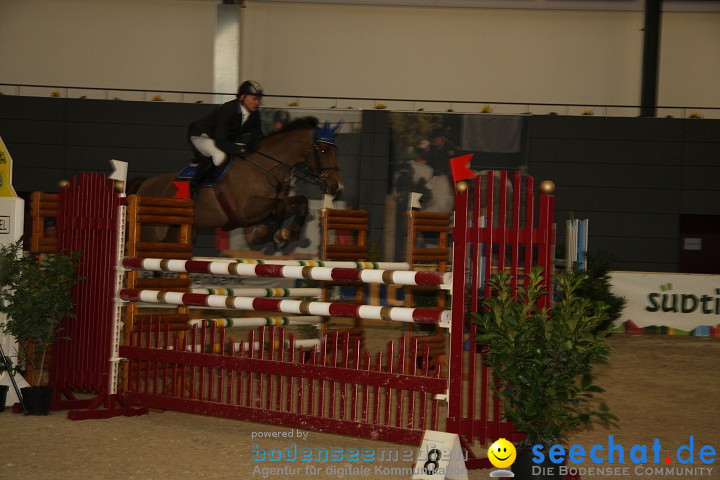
left=488, top=438, right=517, bottom=469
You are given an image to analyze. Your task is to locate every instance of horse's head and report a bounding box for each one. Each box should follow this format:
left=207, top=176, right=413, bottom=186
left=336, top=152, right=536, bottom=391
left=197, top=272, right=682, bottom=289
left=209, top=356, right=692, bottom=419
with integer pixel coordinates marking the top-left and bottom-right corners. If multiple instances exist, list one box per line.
left=307, top=120, right=343, bottom=196
left=256, top=117, right=343, bottom=196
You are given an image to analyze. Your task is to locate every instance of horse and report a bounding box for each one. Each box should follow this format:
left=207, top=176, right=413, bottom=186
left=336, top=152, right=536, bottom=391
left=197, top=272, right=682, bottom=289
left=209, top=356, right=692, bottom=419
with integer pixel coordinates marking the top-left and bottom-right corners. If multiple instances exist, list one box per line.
left=136, top=117, right=343, bottom=246
left=394, top=160, right=455, bottom=213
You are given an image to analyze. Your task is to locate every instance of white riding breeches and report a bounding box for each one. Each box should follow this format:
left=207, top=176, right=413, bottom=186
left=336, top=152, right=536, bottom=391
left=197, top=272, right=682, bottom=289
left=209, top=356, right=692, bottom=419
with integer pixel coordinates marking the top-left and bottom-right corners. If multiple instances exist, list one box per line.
left=191, top=134, right=227, bottom=166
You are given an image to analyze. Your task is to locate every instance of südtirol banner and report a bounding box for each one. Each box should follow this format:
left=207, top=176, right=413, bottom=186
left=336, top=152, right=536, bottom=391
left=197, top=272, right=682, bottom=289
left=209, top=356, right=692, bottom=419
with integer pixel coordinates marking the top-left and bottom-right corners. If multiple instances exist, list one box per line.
left=610, top=271, right=720, bottom=331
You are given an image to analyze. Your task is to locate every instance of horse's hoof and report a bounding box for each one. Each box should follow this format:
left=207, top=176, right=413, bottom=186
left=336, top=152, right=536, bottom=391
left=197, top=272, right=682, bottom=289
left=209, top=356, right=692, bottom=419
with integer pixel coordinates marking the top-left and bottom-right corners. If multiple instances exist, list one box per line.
left=254, top=225, right=269, bottom=238
left=246, top=225, right=270, bottom=245
left=273, top=230, right=287, bottom=249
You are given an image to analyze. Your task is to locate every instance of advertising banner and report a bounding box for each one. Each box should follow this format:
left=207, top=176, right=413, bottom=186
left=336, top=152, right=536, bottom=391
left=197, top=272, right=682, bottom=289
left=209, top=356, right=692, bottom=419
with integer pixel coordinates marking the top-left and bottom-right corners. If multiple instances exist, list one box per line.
left=610, top=271, right=720, bottom=331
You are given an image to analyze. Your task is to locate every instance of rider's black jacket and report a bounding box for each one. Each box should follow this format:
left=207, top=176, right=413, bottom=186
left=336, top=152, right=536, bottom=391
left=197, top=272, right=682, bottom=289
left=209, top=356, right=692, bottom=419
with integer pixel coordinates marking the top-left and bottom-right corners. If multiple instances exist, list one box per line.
left=188, top=99, right=263, bottom=156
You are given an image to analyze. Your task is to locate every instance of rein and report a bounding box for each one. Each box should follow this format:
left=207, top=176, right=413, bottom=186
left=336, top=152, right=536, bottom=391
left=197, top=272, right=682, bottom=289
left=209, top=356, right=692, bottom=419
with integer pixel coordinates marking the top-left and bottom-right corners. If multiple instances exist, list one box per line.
left=245, top=150, right=294, bottom=191
left=249, top=139, right=337, bottom=191
left=299, top=141, right=340, bottom=187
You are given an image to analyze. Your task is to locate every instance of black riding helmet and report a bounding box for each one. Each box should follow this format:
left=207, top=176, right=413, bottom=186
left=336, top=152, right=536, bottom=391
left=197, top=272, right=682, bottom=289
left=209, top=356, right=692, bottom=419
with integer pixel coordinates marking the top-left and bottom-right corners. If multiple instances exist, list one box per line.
left=237, top=80, right=264, bottom=98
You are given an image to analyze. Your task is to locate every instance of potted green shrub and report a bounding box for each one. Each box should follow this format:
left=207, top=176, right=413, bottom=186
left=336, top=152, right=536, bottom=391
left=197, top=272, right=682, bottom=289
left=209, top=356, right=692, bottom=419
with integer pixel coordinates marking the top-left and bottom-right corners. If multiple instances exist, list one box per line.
left=574, top=251, right=627, bottom=333
left=0, top=241, right=82, bottom=415
left=472, top=266, right=616, bottom=479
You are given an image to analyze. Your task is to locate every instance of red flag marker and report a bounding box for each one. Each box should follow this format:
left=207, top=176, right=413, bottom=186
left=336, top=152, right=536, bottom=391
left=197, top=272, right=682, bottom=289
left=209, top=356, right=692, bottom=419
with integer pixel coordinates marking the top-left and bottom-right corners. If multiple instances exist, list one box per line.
left=449, top=153, right=476, bottom=183
left=173, top=181, right=190, bottom=199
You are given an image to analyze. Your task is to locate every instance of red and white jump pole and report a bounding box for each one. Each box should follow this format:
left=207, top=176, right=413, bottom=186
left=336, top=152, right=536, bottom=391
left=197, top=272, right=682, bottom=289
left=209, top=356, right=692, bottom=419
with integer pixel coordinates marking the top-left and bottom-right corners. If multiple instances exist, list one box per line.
left=119, top=288, right=450, bottom=326
left=122, top=257, right=451, bottom=288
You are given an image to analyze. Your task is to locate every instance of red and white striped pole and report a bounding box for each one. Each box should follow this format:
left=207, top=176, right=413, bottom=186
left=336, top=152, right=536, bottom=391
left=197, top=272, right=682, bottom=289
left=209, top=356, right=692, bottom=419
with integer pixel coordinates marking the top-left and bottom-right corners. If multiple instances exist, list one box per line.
left=119, top=288, right=450, bottom=326
left=194, top=257, right=411, bottom=271
left=122, top=257, right=451, bottom=287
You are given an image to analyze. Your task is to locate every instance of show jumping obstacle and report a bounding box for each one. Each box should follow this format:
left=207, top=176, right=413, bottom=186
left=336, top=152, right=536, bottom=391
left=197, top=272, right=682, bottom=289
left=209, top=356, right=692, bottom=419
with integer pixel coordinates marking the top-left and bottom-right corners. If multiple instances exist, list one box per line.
left=187, top=316, right=324, bottom=328
left=41, top=175, right=146, bottom=418
left=40, top=169, right=554, bottom=469
left=405, top=209, right=453, bottom=361
left=189, top=287, right=323, bottom=297
left=119, top=288, right=450, bottom=325
left=30, top=192, right=59, bottom=254
left=450, top=170, right=555, bottom=466
left=120, top=257, right=450, bottom=286
left=123, top=194, right=194, bottom=337
left=30, top=193, right=399, bottom=351
left=205, top=258, right=409, bottom=269
left=318, top=207, right=372, bottom=346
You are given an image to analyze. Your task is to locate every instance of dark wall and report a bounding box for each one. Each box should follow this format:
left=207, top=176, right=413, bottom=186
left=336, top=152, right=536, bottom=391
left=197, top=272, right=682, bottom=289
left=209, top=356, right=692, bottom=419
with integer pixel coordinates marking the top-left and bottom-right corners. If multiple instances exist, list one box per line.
left=358, top=110, right=391, bottom=250
left=3, top=94, right=720, bottom=271
left=0, top=95, right=218, bottom=253
left=0, top=95, right=364, bottom=195
left=527, top=115, right=720, bottom=272
left=0, top=95, right=206, bottom=192
left=0, top=95, right=368, bottom=256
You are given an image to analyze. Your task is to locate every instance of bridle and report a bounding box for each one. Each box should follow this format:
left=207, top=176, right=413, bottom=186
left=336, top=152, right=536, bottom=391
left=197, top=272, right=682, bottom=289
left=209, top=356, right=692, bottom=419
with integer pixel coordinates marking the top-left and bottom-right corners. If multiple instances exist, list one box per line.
left=248, top=133, right=339, bottom=191
left=299, top=139, right=339, bottom=187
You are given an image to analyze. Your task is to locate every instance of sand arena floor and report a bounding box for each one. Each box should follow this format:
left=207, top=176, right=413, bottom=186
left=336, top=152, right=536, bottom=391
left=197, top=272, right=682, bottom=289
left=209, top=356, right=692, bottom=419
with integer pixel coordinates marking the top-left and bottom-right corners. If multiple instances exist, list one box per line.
left=1, top=332, right=718, bottom=480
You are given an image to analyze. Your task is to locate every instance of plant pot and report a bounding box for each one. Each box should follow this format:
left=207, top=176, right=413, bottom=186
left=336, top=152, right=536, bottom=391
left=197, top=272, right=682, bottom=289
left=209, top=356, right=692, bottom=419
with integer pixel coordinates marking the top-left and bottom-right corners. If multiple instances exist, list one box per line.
left=512, top=446, right=564, bottom=480
left=20, top=386, right=53, bottom=415
left=0, top=384, right=8, bottom=412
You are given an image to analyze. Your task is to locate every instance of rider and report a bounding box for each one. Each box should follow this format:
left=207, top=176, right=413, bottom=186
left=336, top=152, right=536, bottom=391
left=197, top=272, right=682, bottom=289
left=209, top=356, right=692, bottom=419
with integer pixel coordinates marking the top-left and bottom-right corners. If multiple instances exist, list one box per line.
left=427, top=126, right=455, bottom=177
left=187, top=80, right=264, bottom=193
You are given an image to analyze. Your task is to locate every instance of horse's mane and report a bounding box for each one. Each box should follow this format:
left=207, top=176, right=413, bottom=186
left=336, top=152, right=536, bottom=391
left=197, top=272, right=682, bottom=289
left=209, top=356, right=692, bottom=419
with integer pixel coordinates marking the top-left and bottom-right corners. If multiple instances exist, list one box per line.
left=270, top=116, right=319, bottom=136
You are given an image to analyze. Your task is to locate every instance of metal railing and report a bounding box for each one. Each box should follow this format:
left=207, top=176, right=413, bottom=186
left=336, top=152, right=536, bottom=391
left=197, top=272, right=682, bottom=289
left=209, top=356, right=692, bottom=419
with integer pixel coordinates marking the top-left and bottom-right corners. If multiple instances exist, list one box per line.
left=1, top=83, right=719, bottom=119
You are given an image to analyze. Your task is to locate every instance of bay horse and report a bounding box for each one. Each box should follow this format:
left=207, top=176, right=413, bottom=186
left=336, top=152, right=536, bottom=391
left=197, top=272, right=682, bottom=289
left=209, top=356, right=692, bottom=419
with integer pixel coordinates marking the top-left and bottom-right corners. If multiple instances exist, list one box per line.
left=136, top=116, right=343, bottom=246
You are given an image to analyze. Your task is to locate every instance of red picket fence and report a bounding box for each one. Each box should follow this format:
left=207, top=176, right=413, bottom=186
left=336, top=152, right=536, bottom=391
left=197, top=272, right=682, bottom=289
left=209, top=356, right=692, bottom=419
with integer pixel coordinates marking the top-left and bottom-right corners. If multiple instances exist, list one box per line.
left=122, top=317, right=447, bottom=444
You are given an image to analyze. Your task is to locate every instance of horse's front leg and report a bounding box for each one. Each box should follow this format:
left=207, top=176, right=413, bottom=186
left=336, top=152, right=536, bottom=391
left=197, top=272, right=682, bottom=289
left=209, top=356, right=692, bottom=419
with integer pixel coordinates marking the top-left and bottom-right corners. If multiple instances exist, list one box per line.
left=246, top=217, right=281, bottom=246
left=272, top=195, right=309, bottom=246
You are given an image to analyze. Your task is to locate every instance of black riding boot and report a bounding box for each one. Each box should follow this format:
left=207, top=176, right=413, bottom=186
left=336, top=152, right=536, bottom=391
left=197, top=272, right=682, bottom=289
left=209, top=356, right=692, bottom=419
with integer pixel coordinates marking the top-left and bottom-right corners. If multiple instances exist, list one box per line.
left=190, top=158, right=215, bottom=195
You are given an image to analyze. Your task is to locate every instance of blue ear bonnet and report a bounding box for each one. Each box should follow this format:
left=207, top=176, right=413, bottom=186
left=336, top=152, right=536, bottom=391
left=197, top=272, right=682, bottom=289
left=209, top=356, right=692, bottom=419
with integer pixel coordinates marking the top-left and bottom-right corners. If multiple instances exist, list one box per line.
left=314, top=120, right=343, bottom=144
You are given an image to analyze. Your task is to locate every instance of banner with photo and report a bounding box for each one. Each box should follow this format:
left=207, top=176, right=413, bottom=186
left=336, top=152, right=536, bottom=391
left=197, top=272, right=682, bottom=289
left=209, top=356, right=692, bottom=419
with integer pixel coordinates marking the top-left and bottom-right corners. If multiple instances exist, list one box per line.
left=387, top=112, right=529, bottom=258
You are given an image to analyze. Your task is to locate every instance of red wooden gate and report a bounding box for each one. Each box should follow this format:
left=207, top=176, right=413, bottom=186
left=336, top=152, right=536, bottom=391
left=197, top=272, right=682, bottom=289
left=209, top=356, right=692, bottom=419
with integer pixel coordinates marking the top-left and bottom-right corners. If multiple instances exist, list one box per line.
left=51, top=173, right=145, bottom=419
left=448, top=170, right=556, bottom=467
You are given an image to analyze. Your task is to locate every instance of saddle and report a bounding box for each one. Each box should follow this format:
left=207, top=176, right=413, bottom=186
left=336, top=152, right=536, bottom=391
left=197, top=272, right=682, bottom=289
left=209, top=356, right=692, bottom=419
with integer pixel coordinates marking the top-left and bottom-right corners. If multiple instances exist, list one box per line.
left=176, top=157, right=235, bottom=187
left=176, top=157, right=248, bottom=230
